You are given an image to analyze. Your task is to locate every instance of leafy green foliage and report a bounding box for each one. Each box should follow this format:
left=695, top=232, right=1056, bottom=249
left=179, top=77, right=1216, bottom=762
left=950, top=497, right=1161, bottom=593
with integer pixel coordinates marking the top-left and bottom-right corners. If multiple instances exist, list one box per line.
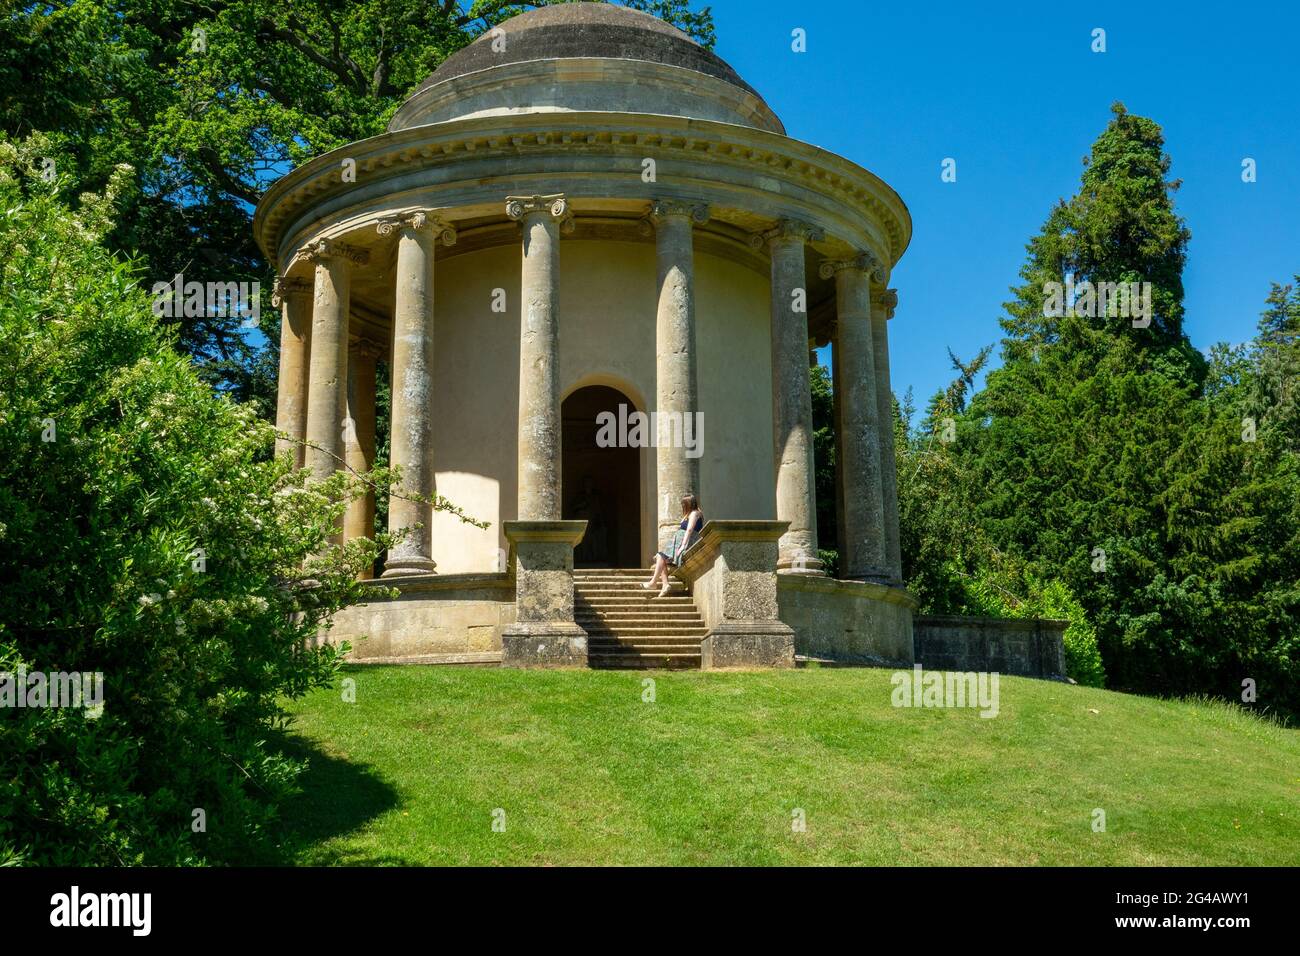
left=810, top=360, right=837, bottom=569
left=0, top=134, right=400, bottom=864
left=896, top=104, right=1300, bottom=717
left=0, top=0, right=716, bottom=403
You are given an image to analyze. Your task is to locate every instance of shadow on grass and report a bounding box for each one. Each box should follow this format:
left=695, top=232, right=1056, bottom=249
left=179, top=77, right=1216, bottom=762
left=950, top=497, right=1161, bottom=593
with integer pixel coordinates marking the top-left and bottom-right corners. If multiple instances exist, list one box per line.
left=238, top=730, right=410, bottom=866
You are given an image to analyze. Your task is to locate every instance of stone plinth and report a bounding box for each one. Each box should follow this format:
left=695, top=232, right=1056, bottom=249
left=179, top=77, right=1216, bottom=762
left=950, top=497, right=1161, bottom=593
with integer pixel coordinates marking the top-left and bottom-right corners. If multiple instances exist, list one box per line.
left=501, top=519, right=589, bottom=667
left=675, top=520, right=795, bottom=669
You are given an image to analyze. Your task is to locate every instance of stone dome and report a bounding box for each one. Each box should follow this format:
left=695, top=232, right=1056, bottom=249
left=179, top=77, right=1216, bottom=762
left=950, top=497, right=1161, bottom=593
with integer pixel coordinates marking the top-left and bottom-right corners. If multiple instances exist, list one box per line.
left=388, top=2, right=783, bottom=133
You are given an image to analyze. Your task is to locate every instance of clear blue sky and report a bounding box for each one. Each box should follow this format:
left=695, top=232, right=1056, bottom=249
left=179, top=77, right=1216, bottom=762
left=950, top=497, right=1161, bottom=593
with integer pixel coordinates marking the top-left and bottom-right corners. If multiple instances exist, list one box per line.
left=709, top=0, right=1300, bottom=413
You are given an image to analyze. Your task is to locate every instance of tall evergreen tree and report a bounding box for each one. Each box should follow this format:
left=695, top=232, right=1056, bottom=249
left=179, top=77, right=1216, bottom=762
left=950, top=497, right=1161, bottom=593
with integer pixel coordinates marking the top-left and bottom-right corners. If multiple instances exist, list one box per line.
left=902, top=104, right=1300, bottom=714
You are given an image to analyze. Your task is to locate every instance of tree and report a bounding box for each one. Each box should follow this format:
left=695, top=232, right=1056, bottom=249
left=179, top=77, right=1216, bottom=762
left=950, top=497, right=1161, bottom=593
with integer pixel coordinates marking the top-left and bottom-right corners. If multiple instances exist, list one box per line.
left=0, top=0, right=716, bottom=404
left=0, top=133, right=404, bottom=864
left=901, top=103, right=1300, bottom=714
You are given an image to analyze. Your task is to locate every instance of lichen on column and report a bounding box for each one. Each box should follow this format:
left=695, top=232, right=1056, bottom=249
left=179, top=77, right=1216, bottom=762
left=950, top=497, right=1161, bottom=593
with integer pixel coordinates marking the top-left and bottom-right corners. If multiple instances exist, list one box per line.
left=505, top=194, right=571, bottom=522
left=648, top=199, right=708, bottom=550
left=379, top=211, right=456, bottom=576
left=759, top=219, right=824, bottom=574
left=272, top=276, right=313, bottom=468
left=871, top=287, right=903, bottom=584
left=820, top=253, right=889, bottom=582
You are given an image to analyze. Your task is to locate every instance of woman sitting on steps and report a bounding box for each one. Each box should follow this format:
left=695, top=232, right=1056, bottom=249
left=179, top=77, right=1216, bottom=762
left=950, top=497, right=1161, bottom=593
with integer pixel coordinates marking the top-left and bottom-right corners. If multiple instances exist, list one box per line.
left=643, top=493, right=703, bottom=599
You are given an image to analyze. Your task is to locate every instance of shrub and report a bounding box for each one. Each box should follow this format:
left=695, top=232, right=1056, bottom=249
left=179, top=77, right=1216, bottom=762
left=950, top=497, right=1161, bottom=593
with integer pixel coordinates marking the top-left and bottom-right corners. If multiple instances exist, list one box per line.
left=0, top=136, right=386, bottom=864
left=963, top=570, right=1106, bottom=687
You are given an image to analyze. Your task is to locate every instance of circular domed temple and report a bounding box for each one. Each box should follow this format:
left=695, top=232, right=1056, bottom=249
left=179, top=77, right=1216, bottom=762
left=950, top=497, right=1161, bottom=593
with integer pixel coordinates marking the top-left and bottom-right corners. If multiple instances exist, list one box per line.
left=255, top=2, right=916, bottom=668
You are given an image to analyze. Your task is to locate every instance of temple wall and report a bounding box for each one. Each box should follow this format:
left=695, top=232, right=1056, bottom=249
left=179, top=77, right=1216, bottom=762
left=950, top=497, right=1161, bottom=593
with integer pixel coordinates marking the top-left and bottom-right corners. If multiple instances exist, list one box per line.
left=324, top=576, right=514, bottom=664
left=777, top=575, right=915, bottom=665
left=429, top=240, right=774, bottom=573
left=912, top=615, right=1067, bottom=679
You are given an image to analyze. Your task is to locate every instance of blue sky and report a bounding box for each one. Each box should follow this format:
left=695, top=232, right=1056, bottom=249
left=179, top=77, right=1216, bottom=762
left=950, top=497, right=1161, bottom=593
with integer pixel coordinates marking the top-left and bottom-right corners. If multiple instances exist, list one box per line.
left=709, top=0, right=1300, bottom=413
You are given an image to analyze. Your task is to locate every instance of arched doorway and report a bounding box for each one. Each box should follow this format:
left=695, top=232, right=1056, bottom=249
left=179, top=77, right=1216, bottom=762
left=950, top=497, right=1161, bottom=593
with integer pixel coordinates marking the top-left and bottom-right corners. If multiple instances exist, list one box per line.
left=562, top=385, right=642, bottom=568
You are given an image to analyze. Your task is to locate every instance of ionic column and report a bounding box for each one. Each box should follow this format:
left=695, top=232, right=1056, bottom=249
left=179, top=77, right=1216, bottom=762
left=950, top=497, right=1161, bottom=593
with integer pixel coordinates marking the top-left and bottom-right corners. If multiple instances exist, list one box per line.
left=648, top=199, right=708, bottom=548
left=505, top=194, right=571, bottom=521
left=272, top=277, right=313, bottom=467
left=760, top=219, right=824, bottom=574
left=303, top=239, right=368, bottom=534
left=820, top=255, right=888, bottom=582
left=379, top=212, right=456, bottom=577
left=344, top=339, right=381, bottom=575
left=872, top=288, right=903, bottom=583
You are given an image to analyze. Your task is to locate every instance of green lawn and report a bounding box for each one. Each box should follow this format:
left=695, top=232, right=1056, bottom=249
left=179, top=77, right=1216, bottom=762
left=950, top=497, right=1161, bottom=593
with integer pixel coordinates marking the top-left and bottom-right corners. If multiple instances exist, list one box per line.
left=269, top=666, right=1300, bottom=866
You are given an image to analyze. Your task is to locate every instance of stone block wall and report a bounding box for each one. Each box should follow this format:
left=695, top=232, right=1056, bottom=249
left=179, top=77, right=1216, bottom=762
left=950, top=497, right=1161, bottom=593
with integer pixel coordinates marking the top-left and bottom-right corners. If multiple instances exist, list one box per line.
left=776, top=576, right=914, bottom=665
left=912, top=615, right=1067, bottom=679
left=324, top=574, right=515, bottom=664
left=675, top=520, right=795, bottom=668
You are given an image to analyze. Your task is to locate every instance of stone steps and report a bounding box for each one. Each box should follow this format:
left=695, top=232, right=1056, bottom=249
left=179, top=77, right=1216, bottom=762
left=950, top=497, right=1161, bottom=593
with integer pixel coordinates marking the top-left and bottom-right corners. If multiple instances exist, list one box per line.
left=577, top=616, right=702, bottom=624
left=574, top=567, right=704, bottom=670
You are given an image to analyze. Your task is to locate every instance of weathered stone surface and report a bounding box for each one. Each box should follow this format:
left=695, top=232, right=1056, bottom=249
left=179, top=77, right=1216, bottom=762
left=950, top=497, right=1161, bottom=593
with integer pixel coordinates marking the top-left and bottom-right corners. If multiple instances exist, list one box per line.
left=821, top=256, right=888, bottom=582
left=272, top=277, right=312, bottom=466
left=913, top=615, right=1067, bottom=679
left=676, top=520, right=795, bottom=669
left=872, top=290, right=903, bottom=583
left=765, top=222, right=824, bottom=574
left=501, top=628, right=589, bottom=668
left=384, top=215, right=445, bottom=576
left=344, top=341, right=379, bottom=572
left=303, top=245, right=351, bottom=510
left=702, top=622, right=793, bottom=669
left=410, top=3, right=765, bottom=104
left=777, top=574, right=915, bottom=665
left=652, top=201, right=705, bottom=547
left=322, top=575, right=515, bottom=664
left=509, top=196, right=567, bottom=522
left=500, top=520, right=588, bottom=667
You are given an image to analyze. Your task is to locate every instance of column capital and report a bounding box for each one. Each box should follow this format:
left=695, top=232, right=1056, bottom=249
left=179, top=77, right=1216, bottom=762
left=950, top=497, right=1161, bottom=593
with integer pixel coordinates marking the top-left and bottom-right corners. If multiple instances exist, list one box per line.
left=505, top=193, right=569, bottom=221
left=872, top=288, right=899, bottom=320
left=376, top=211, right=457, bottom=246
left=271, top=276, right=312, bottom=307
left=303, top=237, right=370, bottom=266
left=819, top=250, right=887, bottom=284
left=751, top=218, right=824, bottom=250
left=648, top=199, right=710, bottom=226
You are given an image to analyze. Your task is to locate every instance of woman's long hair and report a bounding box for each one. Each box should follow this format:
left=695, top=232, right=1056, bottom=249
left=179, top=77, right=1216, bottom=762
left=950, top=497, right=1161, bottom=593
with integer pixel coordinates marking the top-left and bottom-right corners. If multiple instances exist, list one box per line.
left=680, top=492, right=700, bottom=515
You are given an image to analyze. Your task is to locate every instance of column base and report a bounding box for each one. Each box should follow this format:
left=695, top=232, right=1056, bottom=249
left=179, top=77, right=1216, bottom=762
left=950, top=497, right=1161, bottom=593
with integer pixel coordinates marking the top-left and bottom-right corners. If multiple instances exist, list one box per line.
left=701, top=622, right=795, bottom=669
left=777, top=557, right=825, bottom=575
left=381, top=557, right=437, bottom=577
left=501, top=623, right=589, bottom=668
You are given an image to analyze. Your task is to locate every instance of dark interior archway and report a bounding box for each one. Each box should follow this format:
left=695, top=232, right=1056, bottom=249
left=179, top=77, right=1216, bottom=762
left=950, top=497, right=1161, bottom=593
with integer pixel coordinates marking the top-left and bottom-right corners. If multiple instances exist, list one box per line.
left=562, top=385, right=641, bottom=569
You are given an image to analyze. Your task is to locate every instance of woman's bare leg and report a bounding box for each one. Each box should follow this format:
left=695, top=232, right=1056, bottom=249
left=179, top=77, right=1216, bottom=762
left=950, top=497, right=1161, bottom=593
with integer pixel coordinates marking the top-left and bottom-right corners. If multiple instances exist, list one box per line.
left=644, top=553, right=666, bottom=588
left=656, top=566, right=671, bottom=599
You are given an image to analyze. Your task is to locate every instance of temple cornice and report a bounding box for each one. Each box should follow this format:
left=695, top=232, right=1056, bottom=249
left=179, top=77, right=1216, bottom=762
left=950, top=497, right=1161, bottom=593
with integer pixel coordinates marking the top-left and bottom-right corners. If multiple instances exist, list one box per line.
left=253, top=111, right=911, bottom=276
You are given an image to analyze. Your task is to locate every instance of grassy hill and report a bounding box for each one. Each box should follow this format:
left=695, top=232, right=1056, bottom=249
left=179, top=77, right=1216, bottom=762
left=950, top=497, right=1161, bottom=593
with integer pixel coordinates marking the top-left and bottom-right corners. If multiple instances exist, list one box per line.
left=269, top=666, right=1300, bottom=866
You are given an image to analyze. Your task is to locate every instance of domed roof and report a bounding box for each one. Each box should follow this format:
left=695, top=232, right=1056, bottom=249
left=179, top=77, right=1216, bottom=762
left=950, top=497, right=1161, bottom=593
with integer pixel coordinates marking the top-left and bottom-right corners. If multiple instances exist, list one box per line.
left=414, top=3, right=762, bottom=102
